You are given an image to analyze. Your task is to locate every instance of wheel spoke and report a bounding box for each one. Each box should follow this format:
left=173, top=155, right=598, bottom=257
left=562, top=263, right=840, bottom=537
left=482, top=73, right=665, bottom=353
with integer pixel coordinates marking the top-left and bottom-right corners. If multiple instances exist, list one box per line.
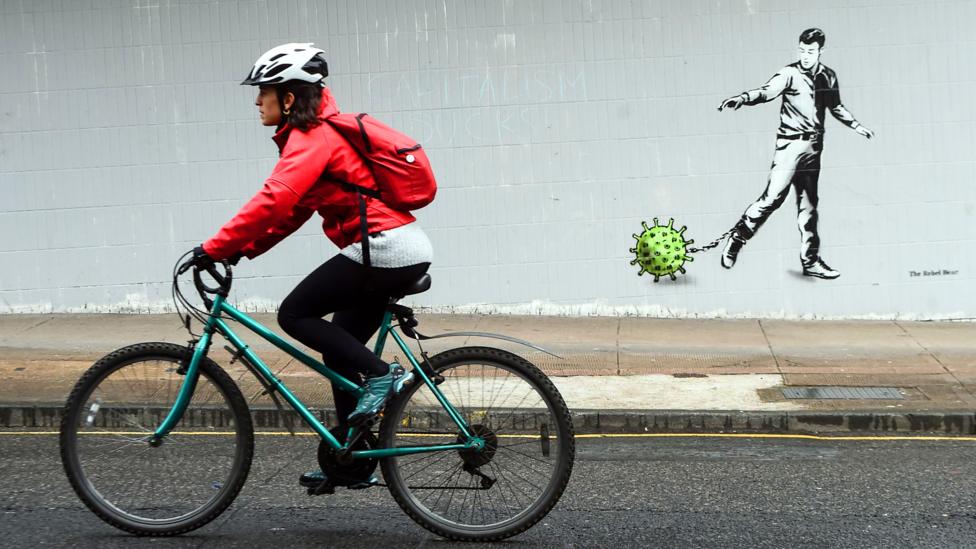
left=382, top=349, right=574, bottom=538
left=63, top=346, right=251, bottom=533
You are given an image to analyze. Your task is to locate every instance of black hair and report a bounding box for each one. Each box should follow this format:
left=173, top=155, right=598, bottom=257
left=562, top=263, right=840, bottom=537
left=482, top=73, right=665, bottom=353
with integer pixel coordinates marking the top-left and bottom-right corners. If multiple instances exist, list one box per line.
left=799, top=28, right=826, bottom=48
left=276, top=82, right=323, bottom=132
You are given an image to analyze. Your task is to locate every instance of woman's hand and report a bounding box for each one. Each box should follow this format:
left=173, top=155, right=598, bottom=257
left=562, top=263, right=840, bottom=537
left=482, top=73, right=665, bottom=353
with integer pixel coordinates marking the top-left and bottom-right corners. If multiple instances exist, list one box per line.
left=191, top=245, right=216, bottom=269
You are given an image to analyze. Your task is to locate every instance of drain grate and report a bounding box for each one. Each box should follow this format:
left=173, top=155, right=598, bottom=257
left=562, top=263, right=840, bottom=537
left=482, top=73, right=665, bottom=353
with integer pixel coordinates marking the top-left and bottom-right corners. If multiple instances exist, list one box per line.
left=781, top=387, right=905, bottom=400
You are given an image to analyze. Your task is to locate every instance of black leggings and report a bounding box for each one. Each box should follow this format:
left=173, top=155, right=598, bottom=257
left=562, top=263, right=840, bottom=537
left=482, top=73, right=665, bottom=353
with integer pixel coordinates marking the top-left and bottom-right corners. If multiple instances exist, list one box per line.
left=277, top=254, right=430, bottom=425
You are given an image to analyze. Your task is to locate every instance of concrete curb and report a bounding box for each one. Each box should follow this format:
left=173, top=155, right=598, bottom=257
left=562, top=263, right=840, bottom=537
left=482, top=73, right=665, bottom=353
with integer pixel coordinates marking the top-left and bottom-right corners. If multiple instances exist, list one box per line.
left=3, top=404, right=975, bottom=435
left=570, top=410, right=976, bottom=435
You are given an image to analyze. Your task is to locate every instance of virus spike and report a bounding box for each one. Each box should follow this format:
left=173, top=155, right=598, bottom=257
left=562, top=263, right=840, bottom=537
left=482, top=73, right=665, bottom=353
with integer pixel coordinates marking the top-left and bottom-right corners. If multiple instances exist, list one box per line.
left=678, top=266, right=686, bottom=274
left=678, top=226, right=687, bottom=234
left=641, top=221, right=650, bottom=231
left=630, top=258, right=639, bottom=265
left=685, top=256, right=694, bottom=262
left=669, top=272, right=677, bottom=281
left=685, top=239, right=695, bottom=246
left=629, top=247, right=637, bottom=254
left=652, top=274, right=661, bottom=282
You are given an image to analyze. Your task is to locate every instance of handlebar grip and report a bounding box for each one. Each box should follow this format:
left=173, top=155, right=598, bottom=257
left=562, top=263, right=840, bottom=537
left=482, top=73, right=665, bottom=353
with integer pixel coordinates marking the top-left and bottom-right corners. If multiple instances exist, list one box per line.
left=205, top=263, right=226, bottom=287
left=193, top=267, right=223, bottom=295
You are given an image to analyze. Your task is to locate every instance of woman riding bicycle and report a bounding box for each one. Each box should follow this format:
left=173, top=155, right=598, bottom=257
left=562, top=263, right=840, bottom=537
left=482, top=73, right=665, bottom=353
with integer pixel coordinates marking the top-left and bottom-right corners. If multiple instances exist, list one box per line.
left=192, top=43, right=433, bottom=488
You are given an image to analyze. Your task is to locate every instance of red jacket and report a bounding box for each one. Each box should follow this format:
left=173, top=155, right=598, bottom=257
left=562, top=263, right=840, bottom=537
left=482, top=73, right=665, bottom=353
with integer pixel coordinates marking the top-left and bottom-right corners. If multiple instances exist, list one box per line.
left=203, top=87, right=415, bottom=261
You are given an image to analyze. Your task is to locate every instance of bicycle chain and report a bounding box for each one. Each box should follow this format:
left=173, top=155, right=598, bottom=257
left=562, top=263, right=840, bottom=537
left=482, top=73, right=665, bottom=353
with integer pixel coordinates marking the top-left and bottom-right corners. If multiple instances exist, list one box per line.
left=686, top=227, right=735, bottom=254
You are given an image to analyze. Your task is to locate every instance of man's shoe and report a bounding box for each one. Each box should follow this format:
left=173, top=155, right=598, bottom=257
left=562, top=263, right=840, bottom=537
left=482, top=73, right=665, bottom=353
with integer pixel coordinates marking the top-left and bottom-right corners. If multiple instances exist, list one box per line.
left=803, top=259, right=840, bottom=279
left=347, top=363, right=413, bottom=427
left=721, top=234, right=745, bottom=269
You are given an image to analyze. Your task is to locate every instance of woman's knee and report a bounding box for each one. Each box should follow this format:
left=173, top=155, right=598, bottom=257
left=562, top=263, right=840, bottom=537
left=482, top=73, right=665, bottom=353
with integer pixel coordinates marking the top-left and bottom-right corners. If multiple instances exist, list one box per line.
left=276, top=297, right=301, bottom=336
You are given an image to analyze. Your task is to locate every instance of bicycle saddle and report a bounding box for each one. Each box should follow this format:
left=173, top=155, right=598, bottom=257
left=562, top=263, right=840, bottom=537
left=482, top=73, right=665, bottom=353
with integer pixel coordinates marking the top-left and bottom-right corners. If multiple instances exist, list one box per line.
left=392, top=273, right=431, bottom=298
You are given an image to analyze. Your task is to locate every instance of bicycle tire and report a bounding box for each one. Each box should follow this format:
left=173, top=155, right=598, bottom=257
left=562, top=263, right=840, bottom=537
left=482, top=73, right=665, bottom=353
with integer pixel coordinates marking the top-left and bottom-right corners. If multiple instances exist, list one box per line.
left=379, top=346, right=575, bottom=541
left=59, top=342, right=254, bottom=536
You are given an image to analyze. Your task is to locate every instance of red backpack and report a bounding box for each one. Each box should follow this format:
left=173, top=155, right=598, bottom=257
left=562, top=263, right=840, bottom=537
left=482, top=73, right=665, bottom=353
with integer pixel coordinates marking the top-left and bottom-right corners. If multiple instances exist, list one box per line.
left=324, top=113, right=437, bottom=268
left=325, top=113, right=437, bottom=210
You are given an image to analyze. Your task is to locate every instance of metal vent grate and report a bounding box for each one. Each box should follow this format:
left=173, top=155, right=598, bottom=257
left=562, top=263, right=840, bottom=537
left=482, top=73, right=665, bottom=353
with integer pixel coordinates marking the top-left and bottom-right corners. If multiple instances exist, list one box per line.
left=781, top=387, right=905, bottom=400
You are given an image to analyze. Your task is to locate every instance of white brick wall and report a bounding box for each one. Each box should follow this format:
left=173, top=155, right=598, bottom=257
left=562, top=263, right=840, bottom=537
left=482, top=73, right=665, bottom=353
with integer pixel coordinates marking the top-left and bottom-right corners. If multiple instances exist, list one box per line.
left=1, top=0, right=973, bottom=319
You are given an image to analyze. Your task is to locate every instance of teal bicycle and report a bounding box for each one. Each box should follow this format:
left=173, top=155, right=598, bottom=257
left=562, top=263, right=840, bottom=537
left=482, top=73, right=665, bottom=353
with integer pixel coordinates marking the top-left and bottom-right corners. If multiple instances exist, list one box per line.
left=59, top=255, right=575, bottom=541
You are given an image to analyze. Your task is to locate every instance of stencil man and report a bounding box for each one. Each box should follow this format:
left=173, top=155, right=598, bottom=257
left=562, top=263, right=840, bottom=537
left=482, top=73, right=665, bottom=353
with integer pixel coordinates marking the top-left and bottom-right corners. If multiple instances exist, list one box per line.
left=717, top=28, right=874, bottom=279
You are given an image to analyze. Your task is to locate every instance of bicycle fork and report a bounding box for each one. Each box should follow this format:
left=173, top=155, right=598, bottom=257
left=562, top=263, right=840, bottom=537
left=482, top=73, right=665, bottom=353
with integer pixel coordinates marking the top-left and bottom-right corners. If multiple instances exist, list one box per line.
left=149, top=322, right=217, bottom=445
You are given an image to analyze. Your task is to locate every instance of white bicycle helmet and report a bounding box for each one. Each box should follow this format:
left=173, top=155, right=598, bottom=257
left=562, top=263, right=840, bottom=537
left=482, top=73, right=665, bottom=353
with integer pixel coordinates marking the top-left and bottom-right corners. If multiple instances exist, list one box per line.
left=242, top=43, right=328, bottom=86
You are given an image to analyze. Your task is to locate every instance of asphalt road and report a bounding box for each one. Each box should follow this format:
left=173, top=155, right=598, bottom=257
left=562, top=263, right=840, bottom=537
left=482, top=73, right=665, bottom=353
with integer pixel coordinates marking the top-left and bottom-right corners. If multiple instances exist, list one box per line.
left=3, top=433, right=976, bottom=548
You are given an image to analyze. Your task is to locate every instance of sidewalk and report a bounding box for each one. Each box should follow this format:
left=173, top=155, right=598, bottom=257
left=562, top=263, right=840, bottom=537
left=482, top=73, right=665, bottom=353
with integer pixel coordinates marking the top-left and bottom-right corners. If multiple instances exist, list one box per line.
left=1, top=314, right=974, bottom=434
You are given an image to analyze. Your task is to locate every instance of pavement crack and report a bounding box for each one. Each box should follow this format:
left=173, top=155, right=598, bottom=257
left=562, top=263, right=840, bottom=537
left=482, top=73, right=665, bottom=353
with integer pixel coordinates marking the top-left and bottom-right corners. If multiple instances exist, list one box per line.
left=757, top=320, right=782, bottom=375
left=0, top=316, right=54, bottom=346
left=615, top=317, right=621, bottom=376
left=464, top=314, right=482, bottom=346
left=894, top=321, right=968, bottom=395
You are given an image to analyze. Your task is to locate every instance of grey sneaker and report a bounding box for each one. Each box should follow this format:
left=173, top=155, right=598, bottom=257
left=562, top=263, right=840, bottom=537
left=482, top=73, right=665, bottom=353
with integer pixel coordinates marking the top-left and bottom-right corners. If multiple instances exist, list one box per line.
left=721, top=233, right=745, bottom=269
left=803, top=259, right=840, bottom=279
left=347, top=363, right=413, bottom=426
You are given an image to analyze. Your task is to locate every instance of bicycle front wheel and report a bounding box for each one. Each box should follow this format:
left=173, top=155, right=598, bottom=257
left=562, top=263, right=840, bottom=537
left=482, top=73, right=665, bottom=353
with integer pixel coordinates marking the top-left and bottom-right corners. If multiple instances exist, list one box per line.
left=59, top=342, right=254, bottom=536
left=379, top=346, right=575, bottom=542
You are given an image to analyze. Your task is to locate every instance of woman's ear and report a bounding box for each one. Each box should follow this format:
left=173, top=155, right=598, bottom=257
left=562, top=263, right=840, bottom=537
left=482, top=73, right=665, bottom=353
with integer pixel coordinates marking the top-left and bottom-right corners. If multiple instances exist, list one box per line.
left=283, top=92, right=296, bottom=111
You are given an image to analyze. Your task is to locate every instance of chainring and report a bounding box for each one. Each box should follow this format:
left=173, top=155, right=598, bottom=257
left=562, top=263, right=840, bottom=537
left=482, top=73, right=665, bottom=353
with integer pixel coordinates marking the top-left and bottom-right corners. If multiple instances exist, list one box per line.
left=317, top=427, right=379, bottom=486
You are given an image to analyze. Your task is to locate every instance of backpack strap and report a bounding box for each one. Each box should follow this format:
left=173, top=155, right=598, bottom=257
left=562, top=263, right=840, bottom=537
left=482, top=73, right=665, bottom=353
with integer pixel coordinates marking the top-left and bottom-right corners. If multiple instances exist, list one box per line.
left=338, top=182, right=381, bottom=271
left=355, top=188, right=371, bottom=269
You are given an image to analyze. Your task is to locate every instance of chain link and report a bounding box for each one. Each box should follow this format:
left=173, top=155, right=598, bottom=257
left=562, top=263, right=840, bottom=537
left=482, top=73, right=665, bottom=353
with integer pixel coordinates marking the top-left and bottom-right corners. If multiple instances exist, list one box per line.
left=687, top=227, right=735, bottom=254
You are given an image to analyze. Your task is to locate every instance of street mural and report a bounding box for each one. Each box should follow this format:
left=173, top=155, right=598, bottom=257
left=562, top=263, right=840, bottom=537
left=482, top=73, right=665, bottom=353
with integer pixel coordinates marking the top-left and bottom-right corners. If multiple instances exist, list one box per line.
left=717, top=27, right=874, bottom=279
left=634, top=28, right=874, bottom=282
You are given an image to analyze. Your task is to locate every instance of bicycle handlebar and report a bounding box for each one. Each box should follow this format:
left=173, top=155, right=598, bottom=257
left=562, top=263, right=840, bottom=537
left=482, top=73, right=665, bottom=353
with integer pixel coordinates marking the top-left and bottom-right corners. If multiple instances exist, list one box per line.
left=178, top=257, right=233, bottom=304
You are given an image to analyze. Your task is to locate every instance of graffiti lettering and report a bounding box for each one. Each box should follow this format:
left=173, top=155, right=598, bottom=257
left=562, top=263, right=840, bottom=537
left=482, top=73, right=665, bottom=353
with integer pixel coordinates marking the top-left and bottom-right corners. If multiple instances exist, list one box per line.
left=368, top=67, right=587, bottom=107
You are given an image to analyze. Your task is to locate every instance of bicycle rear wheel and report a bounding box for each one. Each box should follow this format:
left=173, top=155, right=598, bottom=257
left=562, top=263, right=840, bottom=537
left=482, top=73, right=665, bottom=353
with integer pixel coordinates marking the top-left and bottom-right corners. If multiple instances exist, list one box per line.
left=59, top=342, right=253, bottom=535
left=379, top=346, right=575, bottom=541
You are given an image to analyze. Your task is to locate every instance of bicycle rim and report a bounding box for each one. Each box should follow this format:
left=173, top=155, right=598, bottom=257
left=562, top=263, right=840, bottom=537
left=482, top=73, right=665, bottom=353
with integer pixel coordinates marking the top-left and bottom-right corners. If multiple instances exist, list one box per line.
left=61, top=345, right=251, bottom=532
left=381, top=347, right=574, bottom=540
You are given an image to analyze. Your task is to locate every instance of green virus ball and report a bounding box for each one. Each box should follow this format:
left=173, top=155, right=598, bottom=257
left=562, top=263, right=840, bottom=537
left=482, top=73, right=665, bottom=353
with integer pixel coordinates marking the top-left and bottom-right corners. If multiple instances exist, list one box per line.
left=629, top=218, right=694, bottom=282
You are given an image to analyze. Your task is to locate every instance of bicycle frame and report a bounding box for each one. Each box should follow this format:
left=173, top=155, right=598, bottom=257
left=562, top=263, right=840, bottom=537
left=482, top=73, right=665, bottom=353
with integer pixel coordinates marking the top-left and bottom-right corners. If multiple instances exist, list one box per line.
left=152, top=293, right=483, bottom=459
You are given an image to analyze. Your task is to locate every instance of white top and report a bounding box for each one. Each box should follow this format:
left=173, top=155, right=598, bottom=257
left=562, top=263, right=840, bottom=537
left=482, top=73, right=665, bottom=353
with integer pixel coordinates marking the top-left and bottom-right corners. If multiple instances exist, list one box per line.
left=340, top=222, right=434, bottom=268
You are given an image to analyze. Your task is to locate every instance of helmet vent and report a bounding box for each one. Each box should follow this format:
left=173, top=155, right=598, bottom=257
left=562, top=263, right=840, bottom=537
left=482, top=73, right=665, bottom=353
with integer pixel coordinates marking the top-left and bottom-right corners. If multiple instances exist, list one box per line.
left=264, top=64, right=290, bottom=78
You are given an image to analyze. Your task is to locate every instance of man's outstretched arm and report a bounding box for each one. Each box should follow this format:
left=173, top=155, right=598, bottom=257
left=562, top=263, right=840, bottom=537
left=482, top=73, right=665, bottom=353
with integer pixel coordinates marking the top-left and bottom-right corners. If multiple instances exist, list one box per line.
left=718, top=70, right=790, bottom=111
left=826, top=74, right=874, bottom=138
left=830, top=103, right=874, bottom=139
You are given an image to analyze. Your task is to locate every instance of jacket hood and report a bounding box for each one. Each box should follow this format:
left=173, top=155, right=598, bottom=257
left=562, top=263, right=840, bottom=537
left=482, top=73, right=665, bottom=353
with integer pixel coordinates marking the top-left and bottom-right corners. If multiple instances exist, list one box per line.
left=318, top=86, right=339, bottom=118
